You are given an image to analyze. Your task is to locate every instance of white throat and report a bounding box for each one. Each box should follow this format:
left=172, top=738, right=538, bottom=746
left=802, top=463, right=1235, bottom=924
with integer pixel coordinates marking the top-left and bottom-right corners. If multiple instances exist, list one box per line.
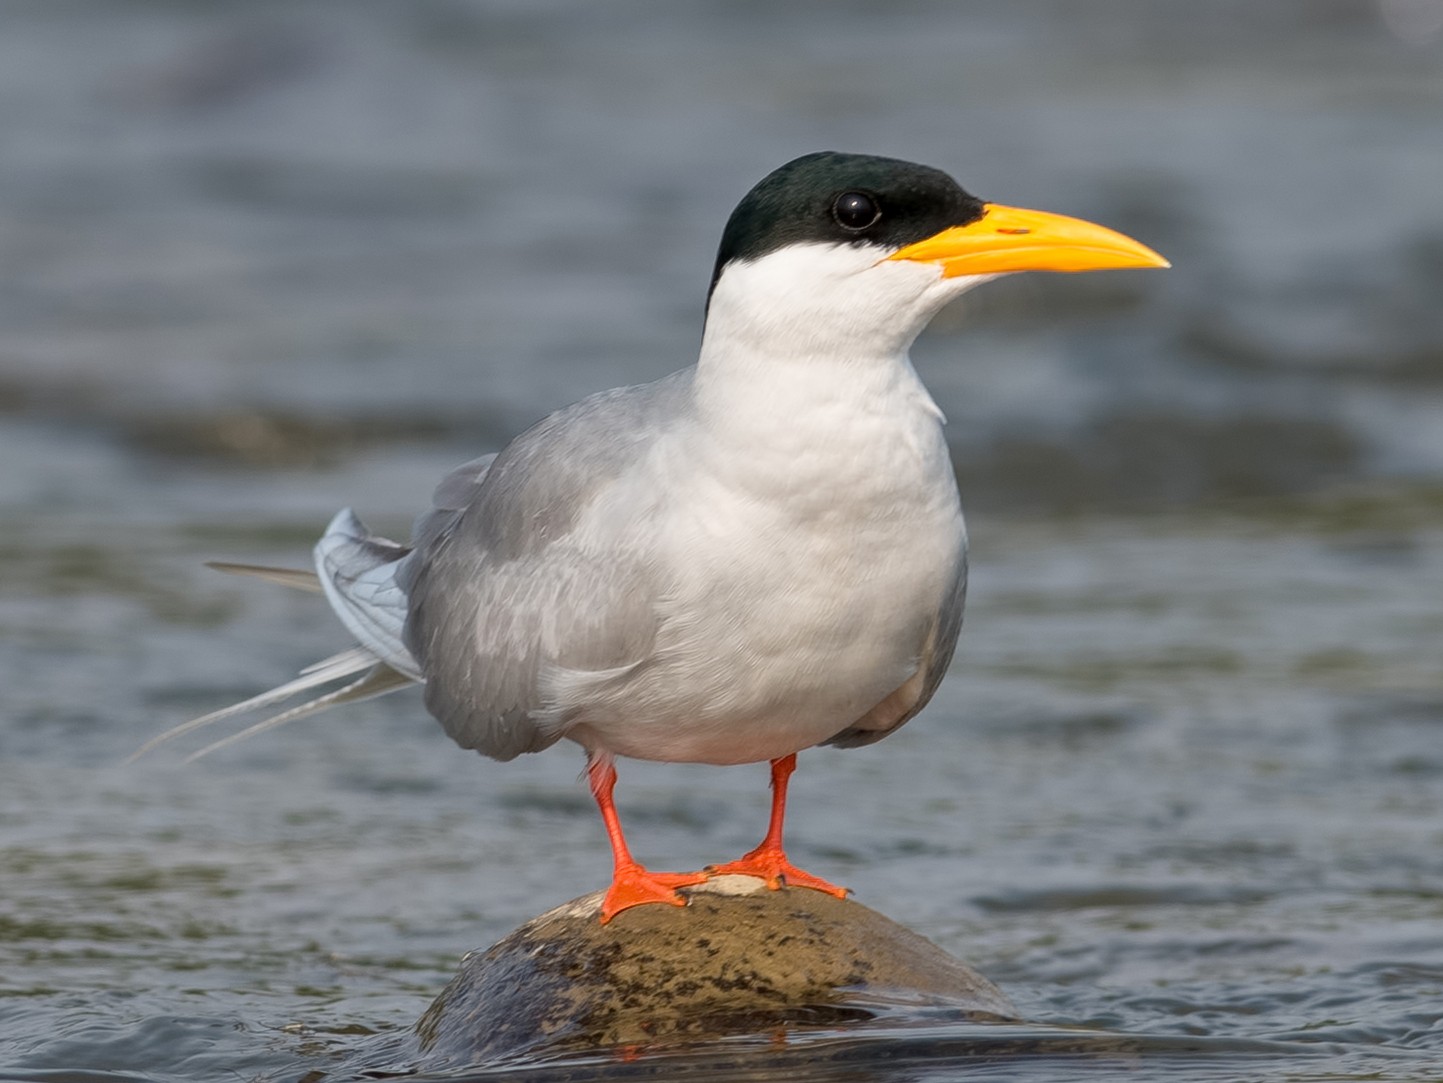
left=693, top=243, right=993, bottom=441
left=702, top=242, right=989, bottom=365
left=681, top=243, right=991, bottom=505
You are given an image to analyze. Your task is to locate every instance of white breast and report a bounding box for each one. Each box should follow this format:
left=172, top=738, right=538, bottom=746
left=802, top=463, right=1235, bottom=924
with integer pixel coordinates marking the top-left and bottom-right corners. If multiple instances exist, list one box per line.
left=570, top=343, right=965, bottom=764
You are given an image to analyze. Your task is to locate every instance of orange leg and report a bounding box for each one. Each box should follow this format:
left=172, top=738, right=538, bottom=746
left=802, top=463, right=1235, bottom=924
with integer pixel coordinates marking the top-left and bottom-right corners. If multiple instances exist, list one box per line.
left=587, top=755, right=707, bottom=924
left=706, top=754, right=848, bottom=898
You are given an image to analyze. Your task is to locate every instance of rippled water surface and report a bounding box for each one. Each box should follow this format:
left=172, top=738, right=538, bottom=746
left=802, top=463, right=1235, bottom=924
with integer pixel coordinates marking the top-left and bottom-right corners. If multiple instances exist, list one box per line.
left=3, top=3, right=1442, bottom=1080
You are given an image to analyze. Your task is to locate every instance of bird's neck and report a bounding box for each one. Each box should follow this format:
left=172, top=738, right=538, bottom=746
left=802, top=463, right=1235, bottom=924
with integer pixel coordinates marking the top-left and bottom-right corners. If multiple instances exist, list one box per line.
left=684, top=244, right=962, bottom=500
left=689, top=326, right=947, bottom=511
left=702, top=243, right=940, bottom=363
left=694, top=330, right=937, bottom=424
left=694, top=250, right=945, bottom=442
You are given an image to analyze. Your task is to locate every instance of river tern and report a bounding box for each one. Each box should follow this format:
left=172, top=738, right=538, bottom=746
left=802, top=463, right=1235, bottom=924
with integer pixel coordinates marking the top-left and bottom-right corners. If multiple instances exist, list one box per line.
left=139, top=152, right=1167, bottom=922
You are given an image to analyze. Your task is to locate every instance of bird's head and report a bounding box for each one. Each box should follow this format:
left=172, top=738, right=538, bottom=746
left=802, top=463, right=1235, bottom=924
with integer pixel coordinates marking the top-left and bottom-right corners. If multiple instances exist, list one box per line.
left=704, top=151, right=1168, bottom=362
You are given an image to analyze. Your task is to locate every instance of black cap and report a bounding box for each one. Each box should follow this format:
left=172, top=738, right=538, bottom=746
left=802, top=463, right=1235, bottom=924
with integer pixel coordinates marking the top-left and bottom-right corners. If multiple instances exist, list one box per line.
left=709, top=152, right=986, bottom=299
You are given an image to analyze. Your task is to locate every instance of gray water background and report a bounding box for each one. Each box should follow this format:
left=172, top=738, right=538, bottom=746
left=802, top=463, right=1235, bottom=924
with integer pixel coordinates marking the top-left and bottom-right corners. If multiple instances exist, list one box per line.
left=2, top=1, right=1441, bottom=1079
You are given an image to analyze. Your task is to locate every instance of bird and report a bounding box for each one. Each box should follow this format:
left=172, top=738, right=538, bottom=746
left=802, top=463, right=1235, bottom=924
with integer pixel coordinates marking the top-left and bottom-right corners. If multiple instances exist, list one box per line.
left=136, top=152, right=1167, bottom=923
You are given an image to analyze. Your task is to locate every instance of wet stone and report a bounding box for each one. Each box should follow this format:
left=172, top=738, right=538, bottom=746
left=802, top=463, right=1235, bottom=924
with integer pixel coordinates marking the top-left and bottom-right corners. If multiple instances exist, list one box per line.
left=410, top=875, right=1017, bottom=1069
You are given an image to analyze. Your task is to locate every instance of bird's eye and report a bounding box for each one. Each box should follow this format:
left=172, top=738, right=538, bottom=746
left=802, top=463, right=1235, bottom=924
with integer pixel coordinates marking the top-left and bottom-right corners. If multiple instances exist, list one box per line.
left=832, top=191, right=881, bottom=231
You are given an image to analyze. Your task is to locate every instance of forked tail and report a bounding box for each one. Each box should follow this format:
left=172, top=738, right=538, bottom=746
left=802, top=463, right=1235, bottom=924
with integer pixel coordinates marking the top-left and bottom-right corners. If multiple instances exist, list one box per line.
left=132, top=509, right=422, bottom=761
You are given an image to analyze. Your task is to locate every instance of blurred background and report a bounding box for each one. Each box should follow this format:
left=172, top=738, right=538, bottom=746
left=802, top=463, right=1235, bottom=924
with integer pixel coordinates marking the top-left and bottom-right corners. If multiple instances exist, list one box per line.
left=2, top=2, right=1440, bottom=1080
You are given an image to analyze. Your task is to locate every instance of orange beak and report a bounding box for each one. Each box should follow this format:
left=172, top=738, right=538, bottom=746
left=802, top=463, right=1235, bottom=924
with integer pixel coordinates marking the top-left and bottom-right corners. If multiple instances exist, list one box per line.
left=886, top=203, right=1169, bottom=276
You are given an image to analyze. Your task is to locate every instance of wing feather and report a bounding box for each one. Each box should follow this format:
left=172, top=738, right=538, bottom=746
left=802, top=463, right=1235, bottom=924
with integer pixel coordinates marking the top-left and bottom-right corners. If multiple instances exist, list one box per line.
left=399, top=372, right=693, bottom=760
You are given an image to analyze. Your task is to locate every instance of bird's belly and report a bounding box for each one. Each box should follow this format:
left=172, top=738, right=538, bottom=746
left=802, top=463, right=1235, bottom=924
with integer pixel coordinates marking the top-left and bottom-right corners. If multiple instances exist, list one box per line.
left=572, top=472, right=965, bottom=765
left=607, top=617, right=924, bottom=765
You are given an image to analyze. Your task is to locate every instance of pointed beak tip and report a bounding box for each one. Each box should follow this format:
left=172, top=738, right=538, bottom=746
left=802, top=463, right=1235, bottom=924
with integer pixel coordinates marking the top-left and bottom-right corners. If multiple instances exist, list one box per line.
left=1132, top=244, right=1172, bottom=271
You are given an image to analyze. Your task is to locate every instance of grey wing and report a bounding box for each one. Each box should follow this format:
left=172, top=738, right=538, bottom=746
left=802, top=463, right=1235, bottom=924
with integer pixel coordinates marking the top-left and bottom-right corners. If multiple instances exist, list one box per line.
left=411, top=452, right=498, bottom=552
left=397, top=371, right=693, bottom=761
left=824, top=546, right=968, bottom=750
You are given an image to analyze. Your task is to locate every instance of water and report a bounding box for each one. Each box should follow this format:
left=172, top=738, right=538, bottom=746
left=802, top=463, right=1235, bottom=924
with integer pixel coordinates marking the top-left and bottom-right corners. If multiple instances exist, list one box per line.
left=2, top=2, right=1442, bottom=1080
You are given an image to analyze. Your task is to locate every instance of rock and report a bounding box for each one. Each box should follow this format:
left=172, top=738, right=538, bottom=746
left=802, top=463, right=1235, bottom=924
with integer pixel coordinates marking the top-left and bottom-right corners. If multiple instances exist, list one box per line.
left=411, top=875, right=1017, bottom=1068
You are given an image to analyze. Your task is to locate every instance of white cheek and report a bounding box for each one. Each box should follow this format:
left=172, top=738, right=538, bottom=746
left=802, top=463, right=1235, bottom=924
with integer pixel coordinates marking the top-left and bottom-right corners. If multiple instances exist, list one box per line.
left=709, top=246, right=1009, bottom=358
left=709, top=244, right=966, bottom=359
